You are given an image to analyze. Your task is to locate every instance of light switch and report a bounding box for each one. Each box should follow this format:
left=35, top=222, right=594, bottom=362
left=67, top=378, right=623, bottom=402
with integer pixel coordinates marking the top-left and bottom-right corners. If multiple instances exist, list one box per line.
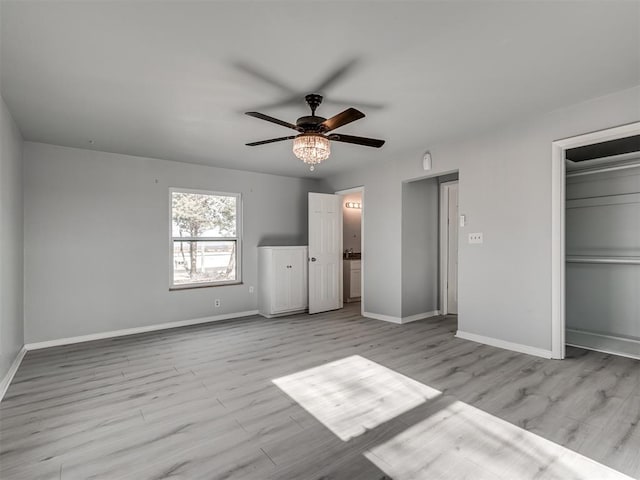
left=459, top=215, right=466, bottom=227
left=468, top=232, right=483, bottom=244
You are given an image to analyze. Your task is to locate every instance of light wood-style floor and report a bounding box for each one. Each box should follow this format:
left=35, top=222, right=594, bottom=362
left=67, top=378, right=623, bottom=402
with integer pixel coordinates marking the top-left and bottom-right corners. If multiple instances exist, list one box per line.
left=1, top=304, right=639, bottom=479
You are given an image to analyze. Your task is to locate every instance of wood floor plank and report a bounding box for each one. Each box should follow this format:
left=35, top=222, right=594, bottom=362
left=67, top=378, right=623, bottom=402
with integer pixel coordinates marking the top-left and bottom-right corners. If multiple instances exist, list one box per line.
left=1, top=304, right=639, bottom=479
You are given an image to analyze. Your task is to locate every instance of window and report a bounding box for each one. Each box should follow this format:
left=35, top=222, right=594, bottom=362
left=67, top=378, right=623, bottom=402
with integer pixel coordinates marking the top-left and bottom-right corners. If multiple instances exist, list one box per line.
left=170, top=188, right=241, bottom=288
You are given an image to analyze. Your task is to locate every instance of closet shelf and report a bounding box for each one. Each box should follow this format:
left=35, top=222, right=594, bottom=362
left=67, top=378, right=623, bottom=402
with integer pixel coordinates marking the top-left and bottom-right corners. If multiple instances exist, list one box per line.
left=566, top=256, right=640, bottom=265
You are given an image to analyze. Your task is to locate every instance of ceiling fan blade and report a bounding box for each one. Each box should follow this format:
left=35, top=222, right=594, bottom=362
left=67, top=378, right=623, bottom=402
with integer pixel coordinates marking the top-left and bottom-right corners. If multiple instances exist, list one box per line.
left=234, top=61, right=295, bottom=94
left=323, top=97, right=385, bottom=111
left=328, top=134, right=385, bottom=148
left=251, top=95, right=304, bottom=111
left=321, top=108, right=365, bottom=132
left=246, top=136, right=296, bottom=146
left=312, top=58, right=359, bottom=93
left=245, top=112, right=301, bottom=131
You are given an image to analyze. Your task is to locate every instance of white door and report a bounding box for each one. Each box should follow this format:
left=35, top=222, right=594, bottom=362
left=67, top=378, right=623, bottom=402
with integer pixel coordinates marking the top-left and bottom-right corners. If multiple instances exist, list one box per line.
left=447, top=184, right=459, bottom=314
left=272, top=250, right=291, bottom=313
left=288, top=247, right=308, bottom=310
left=308, top=193, right=343, bottom=314
left=272, top=248, right=307, bottom=313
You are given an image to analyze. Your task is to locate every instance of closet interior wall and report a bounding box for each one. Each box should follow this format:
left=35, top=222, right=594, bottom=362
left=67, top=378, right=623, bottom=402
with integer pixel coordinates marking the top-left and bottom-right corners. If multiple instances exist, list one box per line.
left=565, top=157, right=640, bottom=358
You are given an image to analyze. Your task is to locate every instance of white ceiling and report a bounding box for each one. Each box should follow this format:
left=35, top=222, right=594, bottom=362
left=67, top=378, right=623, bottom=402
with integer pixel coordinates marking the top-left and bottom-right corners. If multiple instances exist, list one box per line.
left=1, top=1, right=639, bottom=179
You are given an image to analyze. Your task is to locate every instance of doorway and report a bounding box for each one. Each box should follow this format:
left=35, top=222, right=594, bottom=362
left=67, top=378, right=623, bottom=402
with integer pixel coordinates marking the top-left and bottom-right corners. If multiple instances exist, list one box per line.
left=440, top=180, right=458, bottom=315
left=440, top=181, right=459, bottom=315
left=401, top=174, right=456, bottom=323
left=336, top=186, right=364, bottom=315
left=564, top=137, right=640, bottom=359
left=551, top=121, right=640, bottom=359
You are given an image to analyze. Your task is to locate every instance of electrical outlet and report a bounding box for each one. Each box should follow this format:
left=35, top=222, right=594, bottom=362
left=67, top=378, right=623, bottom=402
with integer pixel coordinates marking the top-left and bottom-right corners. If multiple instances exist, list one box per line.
left=468, top=232, right=483, bottom=244
left=214, top=299, right=221, bottom=307
left=249, top=286, right=254, bottom=294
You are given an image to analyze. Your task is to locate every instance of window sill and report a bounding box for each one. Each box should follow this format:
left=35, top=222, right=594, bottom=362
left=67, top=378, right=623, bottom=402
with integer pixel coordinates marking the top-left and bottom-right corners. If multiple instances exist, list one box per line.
left=170, top=282, right=243, bottom=291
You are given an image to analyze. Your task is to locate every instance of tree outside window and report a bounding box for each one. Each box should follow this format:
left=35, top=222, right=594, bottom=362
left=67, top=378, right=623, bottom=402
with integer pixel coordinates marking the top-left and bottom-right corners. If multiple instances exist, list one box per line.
left=171, top=189, right=241, bottom=287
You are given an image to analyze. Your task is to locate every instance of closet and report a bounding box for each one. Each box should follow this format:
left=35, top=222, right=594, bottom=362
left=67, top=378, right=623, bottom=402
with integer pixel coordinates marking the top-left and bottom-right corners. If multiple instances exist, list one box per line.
left=258, top=246, right=308, bottom=318
left=565, top=137, right=640, bottom=358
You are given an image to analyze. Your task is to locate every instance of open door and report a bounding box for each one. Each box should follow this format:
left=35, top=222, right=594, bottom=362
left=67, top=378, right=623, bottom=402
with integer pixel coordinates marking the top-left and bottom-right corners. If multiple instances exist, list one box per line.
left=447, top=183, right=459, bottom=314
left=440, top=181, right=459, bottom=315
left=308, top=193, right=343, bottom=314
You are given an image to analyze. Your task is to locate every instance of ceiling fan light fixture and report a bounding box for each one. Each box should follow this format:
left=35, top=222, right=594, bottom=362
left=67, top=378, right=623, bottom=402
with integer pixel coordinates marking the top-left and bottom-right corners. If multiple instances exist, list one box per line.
left=292, top=133, right=330, bottom=171
left=246, top=94, right=384, bottom=170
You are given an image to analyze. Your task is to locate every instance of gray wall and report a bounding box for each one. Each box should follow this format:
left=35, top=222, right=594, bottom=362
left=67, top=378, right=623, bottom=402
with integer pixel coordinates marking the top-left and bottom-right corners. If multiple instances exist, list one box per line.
left=23, top=142, right=324, bottom=343
left=401, top=178, right=439, bottom=317
left=325, top=86, right=640, bottom=352
left=566, top=165, right=640, bottom=339
left=0, top=98, right=24, bottom=379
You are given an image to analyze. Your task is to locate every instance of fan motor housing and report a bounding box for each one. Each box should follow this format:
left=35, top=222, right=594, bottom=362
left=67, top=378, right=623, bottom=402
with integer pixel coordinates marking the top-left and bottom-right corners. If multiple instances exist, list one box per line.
left=296, top=115, right=327, bottom=132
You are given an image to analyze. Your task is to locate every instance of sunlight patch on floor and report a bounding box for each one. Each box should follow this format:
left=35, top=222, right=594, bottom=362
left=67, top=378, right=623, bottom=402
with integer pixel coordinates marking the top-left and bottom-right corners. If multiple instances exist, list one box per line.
left=272, top=355, right=441, bottom=441
left=364, top=399, right=633, bottom=480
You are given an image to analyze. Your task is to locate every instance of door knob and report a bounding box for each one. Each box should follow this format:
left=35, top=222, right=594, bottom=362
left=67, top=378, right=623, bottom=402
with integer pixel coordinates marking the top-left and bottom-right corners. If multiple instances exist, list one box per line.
left=310, top=257, right=317, bottom=262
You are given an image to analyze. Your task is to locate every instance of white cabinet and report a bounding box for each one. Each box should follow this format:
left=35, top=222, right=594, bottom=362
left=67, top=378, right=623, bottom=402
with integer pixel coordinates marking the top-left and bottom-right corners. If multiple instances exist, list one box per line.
left=343, top=259, right=361, bottom=302
left=258, top=246, right=308, bottom=318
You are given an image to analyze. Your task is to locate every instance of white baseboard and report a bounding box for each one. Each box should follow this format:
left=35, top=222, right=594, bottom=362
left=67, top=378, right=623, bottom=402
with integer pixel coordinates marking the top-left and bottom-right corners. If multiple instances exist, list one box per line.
left=259, top=308, right=307, bottom=319
left=0, top=347, right=27, bottom=403
left=364, top=312, right=402, bottom=324
left=401, top=310, right=441, bottom=324
left=24, top=310, right=259, bottom=351
left=456, top=330, right=553, bottom=359
left=364, top=310, right=441, bottom=325
left=566, top=328, right=640, bottom=360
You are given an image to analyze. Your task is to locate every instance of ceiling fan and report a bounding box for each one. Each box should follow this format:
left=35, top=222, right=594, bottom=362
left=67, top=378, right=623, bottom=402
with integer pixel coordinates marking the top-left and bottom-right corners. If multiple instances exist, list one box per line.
left=245, top=94, right=385, bottom=171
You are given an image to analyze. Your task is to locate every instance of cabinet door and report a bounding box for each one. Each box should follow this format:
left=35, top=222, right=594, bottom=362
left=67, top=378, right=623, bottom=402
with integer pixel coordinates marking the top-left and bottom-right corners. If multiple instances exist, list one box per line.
left=272, top=250, right=291, bottom=312
left=350, top=269, right=361, bottom=298
left=288, top=248, right=308, bottom=310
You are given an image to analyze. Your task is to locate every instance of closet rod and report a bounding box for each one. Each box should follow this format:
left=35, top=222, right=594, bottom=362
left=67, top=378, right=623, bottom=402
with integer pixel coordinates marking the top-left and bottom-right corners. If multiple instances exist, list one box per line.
left=566, top=161, right=640, bottom=178
left=567, top=256, right=640, bottom=265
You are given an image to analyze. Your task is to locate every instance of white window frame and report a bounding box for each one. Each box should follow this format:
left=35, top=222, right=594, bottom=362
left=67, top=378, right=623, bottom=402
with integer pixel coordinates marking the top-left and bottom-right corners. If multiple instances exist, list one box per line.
left=169, top=187, right=242, bottom=289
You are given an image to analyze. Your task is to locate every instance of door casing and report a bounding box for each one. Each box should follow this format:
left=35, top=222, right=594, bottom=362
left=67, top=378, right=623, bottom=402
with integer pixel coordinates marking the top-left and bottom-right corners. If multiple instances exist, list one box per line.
left=550, top=121, right=640, bottom=359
